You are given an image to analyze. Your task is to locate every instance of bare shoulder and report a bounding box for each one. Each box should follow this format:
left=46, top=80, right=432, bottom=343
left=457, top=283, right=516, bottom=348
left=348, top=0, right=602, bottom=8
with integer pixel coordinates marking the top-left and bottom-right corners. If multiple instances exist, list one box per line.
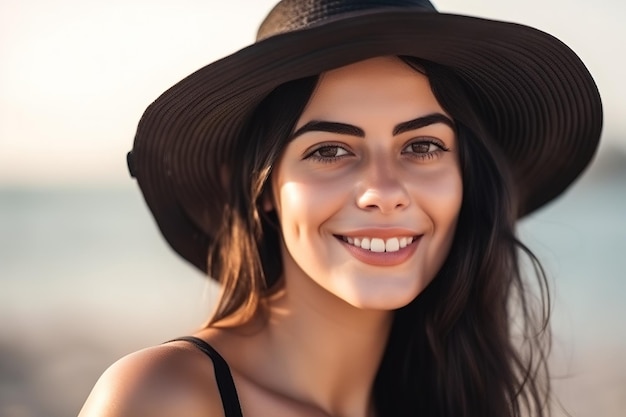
left=78, top=340, right=224, bottom=417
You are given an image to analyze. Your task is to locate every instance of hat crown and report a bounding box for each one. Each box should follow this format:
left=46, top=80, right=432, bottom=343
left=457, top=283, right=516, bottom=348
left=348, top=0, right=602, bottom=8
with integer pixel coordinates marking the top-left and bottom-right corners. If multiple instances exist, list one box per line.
left=257, top=0, right=436, bottom=40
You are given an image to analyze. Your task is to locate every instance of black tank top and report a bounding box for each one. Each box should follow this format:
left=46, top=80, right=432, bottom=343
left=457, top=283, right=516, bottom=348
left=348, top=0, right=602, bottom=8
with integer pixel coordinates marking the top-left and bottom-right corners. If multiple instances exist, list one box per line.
left=171, top=336, right=244, bottom=417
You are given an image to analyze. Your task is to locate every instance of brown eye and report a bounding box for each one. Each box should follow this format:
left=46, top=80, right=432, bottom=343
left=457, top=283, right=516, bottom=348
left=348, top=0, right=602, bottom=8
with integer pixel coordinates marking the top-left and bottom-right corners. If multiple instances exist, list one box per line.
left=401, top=139, right=449, bottom=160
left=317, top=146, right=342, bottom=157
left=306, top=145, right=351, bottom=161
left=410, top=142, right=432, bottom=153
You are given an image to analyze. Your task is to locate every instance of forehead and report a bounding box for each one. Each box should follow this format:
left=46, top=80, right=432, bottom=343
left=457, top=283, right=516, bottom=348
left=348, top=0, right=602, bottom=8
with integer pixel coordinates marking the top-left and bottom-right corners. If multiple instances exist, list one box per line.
left=296, top=56, right=447, bottom=128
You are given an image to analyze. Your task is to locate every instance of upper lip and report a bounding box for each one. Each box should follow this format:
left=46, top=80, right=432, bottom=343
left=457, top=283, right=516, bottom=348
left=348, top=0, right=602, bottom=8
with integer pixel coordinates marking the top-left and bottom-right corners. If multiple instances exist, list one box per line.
left=335, top=227, right=421, bottom=239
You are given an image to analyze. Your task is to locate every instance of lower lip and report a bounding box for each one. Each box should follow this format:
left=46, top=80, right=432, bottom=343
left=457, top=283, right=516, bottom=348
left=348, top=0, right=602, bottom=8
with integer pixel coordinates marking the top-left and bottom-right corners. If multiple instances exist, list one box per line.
left=337, top=236, right=421, bottom=267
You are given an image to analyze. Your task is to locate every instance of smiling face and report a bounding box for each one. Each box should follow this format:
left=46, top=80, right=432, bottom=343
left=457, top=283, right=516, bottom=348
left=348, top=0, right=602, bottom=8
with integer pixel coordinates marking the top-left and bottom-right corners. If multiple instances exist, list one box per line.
left=269, top=56, right=463, bottom=310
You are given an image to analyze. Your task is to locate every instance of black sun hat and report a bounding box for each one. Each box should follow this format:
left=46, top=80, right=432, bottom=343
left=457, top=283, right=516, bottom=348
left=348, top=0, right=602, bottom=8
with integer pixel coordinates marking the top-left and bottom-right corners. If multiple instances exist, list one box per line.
left=127, top=0, right=603, bottom=274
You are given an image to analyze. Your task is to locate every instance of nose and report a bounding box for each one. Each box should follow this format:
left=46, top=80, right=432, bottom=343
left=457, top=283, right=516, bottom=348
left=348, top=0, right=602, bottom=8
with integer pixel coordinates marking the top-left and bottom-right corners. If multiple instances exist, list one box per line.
left=356, top=157, right=410, bottom=213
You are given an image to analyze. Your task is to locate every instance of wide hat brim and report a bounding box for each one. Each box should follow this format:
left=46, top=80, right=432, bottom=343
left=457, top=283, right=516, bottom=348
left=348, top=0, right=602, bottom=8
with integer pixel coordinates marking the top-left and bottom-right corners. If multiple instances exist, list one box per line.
left=128, top=10, right=603, bottom=274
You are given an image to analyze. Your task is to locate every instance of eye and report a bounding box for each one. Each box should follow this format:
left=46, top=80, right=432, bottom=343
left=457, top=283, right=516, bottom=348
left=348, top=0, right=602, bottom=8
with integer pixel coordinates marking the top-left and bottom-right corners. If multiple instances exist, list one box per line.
left=304, top=144, right=352, bottom=162
left=402, top=138, right=449, bottom=160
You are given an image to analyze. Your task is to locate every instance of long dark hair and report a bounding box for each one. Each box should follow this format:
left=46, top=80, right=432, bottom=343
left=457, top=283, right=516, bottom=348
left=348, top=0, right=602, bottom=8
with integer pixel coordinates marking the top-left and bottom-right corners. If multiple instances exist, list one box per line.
left=206, top=57, right=551, bottom=417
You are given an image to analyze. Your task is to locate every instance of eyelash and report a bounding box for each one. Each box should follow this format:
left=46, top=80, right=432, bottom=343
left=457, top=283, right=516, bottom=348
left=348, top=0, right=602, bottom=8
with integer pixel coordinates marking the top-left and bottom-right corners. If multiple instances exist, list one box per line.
left=401, top=138, right=450, bottom=160
left=304, top=143, right=353, bottom=163
left=304, top=138, right=449, bottom=163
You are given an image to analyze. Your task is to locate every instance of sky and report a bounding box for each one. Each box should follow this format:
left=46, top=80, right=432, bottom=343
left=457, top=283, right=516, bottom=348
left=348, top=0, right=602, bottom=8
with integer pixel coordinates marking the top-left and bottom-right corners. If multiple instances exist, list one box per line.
left=1, top=0, right=624, bottom=186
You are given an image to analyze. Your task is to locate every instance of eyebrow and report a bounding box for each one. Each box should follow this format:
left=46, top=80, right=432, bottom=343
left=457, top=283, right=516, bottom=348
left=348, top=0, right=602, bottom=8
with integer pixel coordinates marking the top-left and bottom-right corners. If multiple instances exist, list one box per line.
left=393, top=113, right=455, bottom=135
left=290, top=121, right=364, bottom=139
left=290, top=113, right=455, bottom=140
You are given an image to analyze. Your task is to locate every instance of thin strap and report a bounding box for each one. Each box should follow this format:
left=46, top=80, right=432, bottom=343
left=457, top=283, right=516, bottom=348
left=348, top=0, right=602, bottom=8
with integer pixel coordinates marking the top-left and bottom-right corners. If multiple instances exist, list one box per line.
left=169, top=336, right=244, bottom=417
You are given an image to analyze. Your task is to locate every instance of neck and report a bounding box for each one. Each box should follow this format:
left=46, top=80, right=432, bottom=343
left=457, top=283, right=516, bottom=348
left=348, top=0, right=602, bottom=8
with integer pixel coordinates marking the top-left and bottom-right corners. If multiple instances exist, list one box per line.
left=208, top=260, right=395, bottom=417
left=258, top=271, right=393, bottom=417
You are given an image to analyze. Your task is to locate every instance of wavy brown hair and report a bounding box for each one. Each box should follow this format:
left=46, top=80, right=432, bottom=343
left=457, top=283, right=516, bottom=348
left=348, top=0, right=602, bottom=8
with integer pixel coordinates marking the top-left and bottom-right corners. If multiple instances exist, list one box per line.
left=205, top=57, right=552, bottom=417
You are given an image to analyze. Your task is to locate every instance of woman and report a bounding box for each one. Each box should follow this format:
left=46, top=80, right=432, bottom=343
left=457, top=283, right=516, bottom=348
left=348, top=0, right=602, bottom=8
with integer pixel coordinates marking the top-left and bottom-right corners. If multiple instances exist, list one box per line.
left=79, top=1, right=602, bottom=416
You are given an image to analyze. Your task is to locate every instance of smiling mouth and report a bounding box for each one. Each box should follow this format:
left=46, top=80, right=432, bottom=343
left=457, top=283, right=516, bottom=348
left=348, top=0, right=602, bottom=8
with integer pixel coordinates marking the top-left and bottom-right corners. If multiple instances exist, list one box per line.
left=337, top=235, right=418, bottom=253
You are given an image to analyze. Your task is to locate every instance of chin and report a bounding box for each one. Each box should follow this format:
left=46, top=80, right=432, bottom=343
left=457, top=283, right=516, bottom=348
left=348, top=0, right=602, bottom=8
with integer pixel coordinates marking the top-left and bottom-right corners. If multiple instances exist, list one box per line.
left=335, top=275, right=431, bottom=311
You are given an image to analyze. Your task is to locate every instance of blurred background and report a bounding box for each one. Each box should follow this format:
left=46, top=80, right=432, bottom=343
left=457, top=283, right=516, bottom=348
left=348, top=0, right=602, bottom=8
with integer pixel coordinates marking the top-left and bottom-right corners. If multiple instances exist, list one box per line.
left=1, top=0, right=624, bottom=416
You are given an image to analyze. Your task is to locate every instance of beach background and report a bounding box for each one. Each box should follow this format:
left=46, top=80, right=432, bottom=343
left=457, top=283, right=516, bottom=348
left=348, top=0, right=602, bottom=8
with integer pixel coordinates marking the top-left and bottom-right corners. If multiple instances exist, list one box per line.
left=1, top=1, right=625, bottom=416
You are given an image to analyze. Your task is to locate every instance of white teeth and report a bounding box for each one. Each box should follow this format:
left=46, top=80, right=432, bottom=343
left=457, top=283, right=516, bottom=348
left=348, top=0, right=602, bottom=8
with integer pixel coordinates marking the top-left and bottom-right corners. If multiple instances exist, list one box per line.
left=386, top=238, right=400, bottom=252
left=370, top=238, right=385, bottom=252
left=344, top=235, right=414, bottom=253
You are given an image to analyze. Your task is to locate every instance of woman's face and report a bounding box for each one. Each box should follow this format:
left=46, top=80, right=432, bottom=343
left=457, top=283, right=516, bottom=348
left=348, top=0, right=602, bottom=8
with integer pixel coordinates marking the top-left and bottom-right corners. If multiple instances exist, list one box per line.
left=270, top=56, right=462, bottom=310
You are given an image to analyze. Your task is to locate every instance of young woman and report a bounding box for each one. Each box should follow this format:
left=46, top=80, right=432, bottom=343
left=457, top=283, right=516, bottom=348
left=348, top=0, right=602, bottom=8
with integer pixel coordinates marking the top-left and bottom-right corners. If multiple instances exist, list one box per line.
left=79, top=1, right=602, bottom=416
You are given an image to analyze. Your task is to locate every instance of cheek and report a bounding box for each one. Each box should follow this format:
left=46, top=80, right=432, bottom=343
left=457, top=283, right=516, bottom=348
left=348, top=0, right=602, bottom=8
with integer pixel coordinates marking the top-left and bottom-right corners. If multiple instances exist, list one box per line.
left=415, top=165, right=463, bottom=268
left=274, top=167, right=353, bottom=230
left=432, top=168, right=463, bottom=231
left=274, top=180, right=345, bottom=289
left=423, top=160, right=462, bottom=216
left=276, top=182, right=308, bottom=239
left=275, top=180, right=338, bottom=242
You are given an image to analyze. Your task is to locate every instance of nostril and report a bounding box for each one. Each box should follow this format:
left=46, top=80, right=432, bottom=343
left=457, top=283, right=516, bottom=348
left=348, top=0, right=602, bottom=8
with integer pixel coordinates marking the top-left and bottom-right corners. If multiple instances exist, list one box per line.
left=356, top=180, right=411, bottom=213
